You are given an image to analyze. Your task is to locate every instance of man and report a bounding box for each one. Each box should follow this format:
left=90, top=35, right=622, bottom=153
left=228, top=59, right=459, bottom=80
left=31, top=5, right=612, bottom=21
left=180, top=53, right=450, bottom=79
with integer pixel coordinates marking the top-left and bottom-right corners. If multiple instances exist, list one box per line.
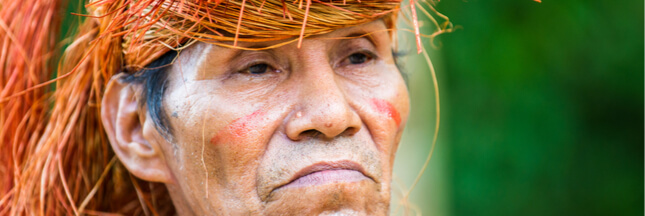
left=0, top=0, right=448, bottom=215
left=103, top=19, right=408, bottom=215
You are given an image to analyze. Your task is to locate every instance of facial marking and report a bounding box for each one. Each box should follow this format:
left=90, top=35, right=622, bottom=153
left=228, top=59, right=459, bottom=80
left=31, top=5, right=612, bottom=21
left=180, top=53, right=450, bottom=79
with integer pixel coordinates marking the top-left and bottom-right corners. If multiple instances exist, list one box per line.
left=210, top=109, right=267, bottom=145
left=370, top=98, right=401, bottom=126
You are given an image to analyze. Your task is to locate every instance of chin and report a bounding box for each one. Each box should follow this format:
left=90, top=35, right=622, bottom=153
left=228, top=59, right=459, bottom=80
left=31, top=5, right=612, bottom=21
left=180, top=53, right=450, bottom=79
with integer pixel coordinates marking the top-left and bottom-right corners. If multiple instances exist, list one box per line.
left=262, top=180, right=390, bottom=216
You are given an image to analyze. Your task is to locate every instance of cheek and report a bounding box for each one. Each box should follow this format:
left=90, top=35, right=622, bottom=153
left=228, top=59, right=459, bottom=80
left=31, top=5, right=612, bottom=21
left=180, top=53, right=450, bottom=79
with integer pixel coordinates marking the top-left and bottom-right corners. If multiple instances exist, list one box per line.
left=370, top=98, right=401, bottom=127
left=211, top=109, right=267, bottom=145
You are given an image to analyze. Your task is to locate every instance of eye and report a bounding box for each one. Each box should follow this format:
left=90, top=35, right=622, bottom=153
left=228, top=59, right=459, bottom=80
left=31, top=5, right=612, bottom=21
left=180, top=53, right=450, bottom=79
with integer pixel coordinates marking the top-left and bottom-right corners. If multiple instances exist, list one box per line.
left=242, top=63, right=276, bottom=75
left=248, top=63, right=269, bottom=74
left=348, top=53, right=369, bottom=65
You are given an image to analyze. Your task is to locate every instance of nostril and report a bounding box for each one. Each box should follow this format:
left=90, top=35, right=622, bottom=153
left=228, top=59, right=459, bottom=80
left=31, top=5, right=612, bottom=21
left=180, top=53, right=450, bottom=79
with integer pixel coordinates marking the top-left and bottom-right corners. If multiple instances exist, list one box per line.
left=299, top=129, right=321, bottom=139
left=294, top=126, right=359, bottom=140
left=341, top=126, right=359, bottom=137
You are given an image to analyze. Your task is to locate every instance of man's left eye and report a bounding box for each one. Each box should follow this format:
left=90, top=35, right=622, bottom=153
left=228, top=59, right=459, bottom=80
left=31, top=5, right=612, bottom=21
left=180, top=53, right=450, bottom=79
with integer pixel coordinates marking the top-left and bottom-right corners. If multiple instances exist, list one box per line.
left=347, top=53, right=371, bottom=65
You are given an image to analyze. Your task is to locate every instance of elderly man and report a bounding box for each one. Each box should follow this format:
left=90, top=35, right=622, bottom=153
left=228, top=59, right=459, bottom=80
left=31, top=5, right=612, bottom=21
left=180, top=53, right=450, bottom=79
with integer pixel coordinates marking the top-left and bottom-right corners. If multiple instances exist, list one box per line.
left=102, top=19, right=408, bottom=215
left=0, top=0, right=448, bottom=215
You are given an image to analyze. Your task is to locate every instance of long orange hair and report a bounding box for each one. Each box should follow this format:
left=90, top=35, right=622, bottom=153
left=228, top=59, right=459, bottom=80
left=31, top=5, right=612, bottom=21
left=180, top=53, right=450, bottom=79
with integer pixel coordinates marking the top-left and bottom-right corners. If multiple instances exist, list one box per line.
left=0, top=0, right=456, bottom=214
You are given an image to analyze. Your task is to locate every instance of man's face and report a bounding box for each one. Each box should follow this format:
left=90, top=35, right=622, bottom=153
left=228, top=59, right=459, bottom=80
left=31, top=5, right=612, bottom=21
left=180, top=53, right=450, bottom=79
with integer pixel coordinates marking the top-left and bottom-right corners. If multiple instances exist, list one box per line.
left=153, top=20, right=409, bottom=215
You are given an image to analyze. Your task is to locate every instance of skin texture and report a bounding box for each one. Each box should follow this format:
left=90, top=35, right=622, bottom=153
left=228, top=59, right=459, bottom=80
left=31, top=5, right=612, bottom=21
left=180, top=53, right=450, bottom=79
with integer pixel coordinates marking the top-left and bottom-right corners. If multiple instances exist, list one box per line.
left=101, top=19, right=410, bottom=215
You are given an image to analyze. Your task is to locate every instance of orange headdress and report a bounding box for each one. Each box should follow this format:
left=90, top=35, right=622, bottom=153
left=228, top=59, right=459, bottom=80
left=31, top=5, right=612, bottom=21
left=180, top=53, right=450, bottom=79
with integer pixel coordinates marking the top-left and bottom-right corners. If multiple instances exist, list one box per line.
left=91, top=0, right=405, bottom=71
left=0, top=0, right=454, bottom=214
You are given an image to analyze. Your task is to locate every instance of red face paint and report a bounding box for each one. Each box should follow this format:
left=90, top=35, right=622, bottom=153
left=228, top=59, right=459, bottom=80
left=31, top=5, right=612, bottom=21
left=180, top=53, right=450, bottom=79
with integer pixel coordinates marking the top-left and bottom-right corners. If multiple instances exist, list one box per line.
left=211, top=109, right=266, bottom=145
left=371, top=98, right=401, bottom=126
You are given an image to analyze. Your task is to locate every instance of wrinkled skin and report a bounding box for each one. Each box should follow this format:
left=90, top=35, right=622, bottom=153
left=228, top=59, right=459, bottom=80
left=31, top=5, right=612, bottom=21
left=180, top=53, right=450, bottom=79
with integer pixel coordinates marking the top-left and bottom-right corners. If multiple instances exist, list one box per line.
left=103, top=19, right=409, bottom=215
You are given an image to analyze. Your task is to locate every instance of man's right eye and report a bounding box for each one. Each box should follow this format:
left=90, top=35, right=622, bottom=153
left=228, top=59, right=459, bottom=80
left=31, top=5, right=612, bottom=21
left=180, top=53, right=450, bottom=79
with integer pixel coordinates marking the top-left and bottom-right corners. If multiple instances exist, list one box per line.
left=239, top=62, right=280, bottom=75
left=247, top=63, right=269, bottom=74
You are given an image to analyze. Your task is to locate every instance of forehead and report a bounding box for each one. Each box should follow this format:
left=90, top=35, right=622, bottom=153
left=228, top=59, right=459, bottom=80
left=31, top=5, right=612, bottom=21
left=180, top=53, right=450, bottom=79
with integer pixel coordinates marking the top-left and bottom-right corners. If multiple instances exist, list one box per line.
left=179, top=19, right=391, bottom=61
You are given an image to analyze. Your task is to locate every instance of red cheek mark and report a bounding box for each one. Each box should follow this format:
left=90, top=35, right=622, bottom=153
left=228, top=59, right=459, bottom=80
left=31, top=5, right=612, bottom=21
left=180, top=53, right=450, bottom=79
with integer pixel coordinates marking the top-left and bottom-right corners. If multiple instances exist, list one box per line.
left=210, top=109, right=266, bottom=145
left=371, top=98, right=401, bottom=126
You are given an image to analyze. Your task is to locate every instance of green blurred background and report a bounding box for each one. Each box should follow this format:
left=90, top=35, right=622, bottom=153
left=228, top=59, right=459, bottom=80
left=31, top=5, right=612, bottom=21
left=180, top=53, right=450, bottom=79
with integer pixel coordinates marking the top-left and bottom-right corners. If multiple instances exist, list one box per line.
left=393, top=0, right=643, bottom=215
left=62, top=0, right=643, bottom=215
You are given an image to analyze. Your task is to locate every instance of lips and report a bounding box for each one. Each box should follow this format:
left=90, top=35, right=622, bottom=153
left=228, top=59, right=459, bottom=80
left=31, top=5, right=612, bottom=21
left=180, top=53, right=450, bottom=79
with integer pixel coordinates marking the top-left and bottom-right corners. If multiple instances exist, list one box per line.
left=275, top=160, right=373, bottom=190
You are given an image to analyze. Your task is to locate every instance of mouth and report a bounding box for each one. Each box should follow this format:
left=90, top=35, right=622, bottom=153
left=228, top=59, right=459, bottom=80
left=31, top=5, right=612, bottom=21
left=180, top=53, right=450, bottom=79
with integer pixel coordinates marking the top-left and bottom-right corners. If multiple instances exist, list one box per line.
left=277, top=160, right=373, bottom=190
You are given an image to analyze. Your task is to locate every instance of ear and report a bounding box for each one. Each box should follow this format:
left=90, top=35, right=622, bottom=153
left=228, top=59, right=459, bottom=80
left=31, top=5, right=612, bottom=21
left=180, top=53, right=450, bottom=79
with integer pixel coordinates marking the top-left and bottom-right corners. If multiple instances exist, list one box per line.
left=101, top=74, right=174, bottom=183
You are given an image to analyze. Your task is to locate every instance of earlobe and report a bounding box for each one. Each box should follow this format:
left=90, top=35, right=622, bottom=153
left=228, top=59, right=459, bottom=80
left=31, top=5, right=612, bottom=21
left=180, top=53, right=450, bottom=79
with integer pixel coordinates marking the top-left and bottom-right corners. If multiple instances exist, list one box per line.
left=101, top=74, right=174, bottom=183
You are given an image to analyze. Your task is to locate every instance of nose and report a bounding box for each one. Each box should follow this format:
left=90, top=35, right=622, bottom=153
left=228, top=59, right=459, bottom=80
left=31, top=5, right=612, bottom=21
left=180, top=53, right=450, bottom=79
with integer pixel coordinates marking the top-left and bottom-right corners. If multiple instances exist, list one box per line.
left=285, top=64, right=362, bottom=141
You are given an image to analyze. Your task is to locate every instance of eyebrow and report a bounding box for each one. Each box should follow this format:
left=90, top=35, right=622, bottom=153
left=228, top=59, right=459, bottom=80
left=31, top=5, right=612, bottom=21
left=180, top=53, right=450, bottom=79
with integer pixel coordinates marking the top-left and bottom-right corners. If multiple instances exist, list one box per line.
left=341, top=32, right=378, bottom=48
left=226, top=46, right=276, bottom=65
left=206, top=23, right=383, bottom=61
left=314, top=24, right=382, bottom=48
left=216, top=41, right=280, bottom=63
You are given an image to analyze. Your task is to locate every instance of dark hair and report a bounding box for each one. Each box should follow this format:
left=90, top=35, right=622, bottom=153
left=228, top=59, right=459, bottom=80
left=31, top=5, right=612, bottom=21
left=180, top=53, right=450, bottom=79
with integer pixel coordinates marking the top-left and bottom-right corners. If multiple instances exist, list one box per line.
left=120, top=50, right=178, bottom=138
